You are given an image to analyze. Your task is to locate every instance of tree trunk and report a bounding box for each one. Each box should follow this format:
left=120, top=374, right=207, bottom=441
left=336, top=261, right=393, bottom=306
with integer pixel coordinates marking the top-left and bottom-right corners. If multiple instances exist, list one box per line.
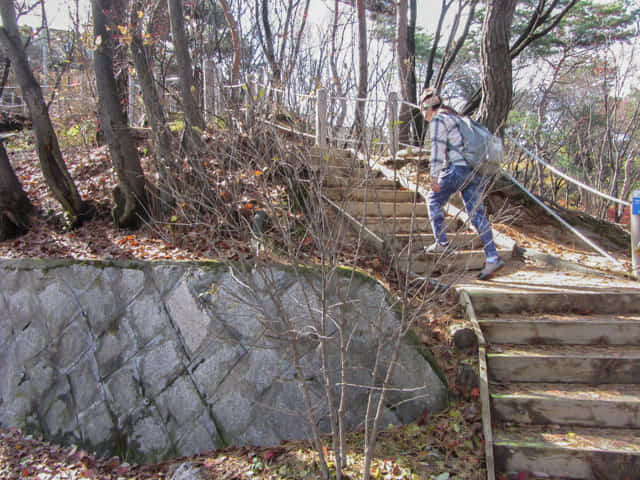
left=407, top=0, right=423, bottom=144
left=478, top=0, right=517, bottom=134
left=283, top=0, right=311, bottom=84
left=113, top=0, right=130, bottom=125
left=129, top=5, right=175, bottom=189
left=396, top=0, right=411, bottom=146
left=0, top=0, right=88, bottom=222
left=219, top=0, right=241, bottom=85
left=167, top=0, right=205, bottom=154
left=92, top=0, right=147, bottom=228
left=354, top=0, right=367, bottom=141
left=0, top=140, right=32, bottom=240
left=463, top=0, right=576, bottom=117
left=258, top=0, right=280, bottom=84
left=330, top=0, right=347, bottom=131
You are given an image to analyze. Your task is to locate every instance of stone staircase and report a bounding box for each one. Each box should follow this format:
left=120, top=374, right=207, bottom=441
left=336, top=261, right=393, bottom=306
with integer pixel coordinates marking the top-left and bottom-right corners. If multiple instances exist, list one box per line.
left=312, top=146, right=640, bottom=478
left=459, top=286, right=640, bottom=480
left=312, top=146, right=509, bottom=274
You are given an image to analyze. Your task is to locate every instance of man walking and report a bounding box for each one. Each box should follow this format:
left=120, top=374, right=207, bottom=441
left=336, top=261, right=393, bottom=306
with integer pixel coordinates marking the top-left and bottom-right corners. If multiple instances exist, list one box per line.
left=421, top=88, right=505, bottom=280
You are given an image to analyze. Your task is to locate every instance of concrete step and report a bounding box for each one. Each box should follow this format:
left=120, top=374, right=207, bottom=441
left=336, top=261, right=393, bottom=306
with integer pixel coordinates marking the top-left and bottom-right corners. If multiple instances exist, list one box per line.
left=491, top=382, right=640, bottom=428
left=392, top=232, right=481, bottom=250
left=310, top=157, right=357, bottom=169
left=323, top=187, right=419, bottom=203
left=398, top=250, right=511, bottom=274
left=479, top=313, right=640, bottom=345
left=343, top=201, right=428, bottom=218
left=487, top=344, right=640, bottom=384
left=494, top=425, right=640, bottom=479
left=361, top=216, right=433, bottom=235
left=309, top=146, right=352, bottom=162
left=463, top=291, right=640, bottom=316
left=320, top=166, right=373, bottom=179
left=321, top=174, right=395, bottom=188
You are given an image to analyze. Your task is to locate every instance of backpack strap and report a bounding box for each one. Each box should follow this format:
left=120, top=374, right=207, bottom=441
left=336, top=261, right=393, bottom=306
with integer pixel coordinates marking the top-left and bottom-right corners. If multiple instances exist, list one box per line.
left=446, top=114, right=469, bottom=167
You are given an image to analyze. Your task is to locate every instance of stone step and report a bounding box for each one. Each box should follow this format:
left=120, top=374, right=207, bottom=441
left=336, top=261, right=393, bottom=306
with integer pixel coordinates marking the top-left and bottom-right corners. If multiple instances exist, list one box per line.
left=323, top=187, right=419, bottom=203
left=487, top=344, right=640, bottom=384
left=398, top=250, right=498, bottom=274
left=491, top=382, right=640, bottom=428
left=321, top=166, right=373, bottom=178
left=493, top=425, right=640, bottom=479
left=361, top=216, right=433, bottom=235
left=463, top=291, right=640, bottom=316
left=479, top=313, right=640, bottom=345
left=392, top=232, right=481, bottom=250
left=323, top=177, right=401, bottom=188
left=309, top=147, right=352, bottom=162
left=343, top=201, right=428, bottom=218
left=310, top=153, right=355, bottom=168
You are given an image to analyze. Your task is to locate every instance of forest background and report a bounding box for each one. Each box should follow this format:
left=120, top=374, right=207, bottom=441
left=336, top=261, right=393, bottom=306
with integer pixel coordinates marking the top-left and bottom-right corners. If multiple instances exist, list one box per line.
left=1, top=0, right=639, bottom=235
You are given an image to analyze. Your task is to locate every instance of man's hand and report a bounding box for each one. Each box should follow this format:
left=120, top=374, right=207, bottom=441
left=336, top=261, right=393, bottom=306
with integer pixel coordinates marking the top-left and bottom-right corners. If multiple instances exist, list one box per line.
left=430, top=177, right=441, bottom=193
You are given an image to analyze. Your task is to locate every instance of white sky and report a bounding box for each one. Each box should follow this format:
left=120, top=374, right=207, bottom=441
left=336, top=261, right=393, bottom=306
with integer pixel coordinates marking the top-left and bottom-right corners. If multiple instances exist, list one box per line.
left=17, top=0, right=91, bottom=30
left=15, top=0, right=637, bottom=98
left=17, top=0, right=444, bottom=32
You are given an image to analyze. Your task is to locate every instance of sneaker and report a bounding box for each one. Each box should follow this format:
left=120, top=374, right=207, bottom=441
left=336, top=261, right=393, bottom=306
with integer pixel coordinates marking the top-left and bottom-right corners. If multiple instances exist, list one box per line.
left=424, top=242, right=449, bottom=254
left=477, top=258, right=505, bottom=280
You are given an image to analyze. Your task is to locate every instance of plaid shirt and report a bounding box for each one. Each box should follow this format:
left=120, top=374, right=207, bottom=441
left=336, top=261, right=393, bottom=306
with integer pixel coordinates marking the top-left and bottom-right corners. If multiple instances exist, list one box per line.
left=428, top=110, right=466, bottom=178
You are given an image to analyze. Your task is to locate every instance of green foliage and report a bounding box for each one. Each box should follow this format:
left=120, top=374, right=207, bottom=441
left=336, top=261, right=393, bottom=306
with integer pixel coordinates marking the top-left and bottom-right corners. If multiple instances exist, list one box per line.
left=568, top=0, right=640, bottom=46
left=168, top=119, right=185, bottom=133
left=214, top=116, right=227, bottom=129
left=251, top=456, right=264, bottom=473
left=370, top=14, right=396, bottom=43
left=413, top=32, right=435, bottom=63
left=56, top=118, right=98, bottom=149
left=513, top=0, right=640, bottom=60
left=4, top=131, right=34, bottom=152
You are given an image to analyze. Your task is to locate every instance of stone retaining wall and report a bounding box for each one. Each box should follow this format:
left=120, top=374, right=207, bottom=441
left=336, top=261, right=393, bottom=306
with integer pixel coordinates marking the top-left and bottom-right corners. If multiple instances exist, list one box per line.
left=0, top=259, right=447, bottom=462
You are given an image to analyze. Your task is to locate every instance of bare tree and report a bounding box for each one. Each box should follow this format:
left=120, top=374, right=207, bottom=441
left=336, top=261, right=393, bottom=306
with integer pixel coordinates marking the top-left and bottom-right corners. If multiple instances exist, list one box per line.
left=167, top=0, right=205, bottom=153
left=406, top=0, right=423, bottom=141
left=147, top=84, right=450, bottom=477
left=255, top=0, right=311, bottom=88
left=505, top=0, right=640, bottom=212
left=329, top=0, right=350, bottom=132
left=355, top=0, right=367, bottom=138
left=0, top=141, right=32, bottom=240
left=129, top=0, right=175, bottom=188
left=392, top=0, right=424, bottom=145
left=396, top=0, right=411, bottom=144
left=0, top=0, right=89, bottom=222
left=461, top=0, right=579, bottom=116
left=219, top=0, right=242, bottom=85
left=423, top=0, right=478, bottom=93
left=92, top=0, right=148, bottom=227
left=478, top=0, right=517, bottom=133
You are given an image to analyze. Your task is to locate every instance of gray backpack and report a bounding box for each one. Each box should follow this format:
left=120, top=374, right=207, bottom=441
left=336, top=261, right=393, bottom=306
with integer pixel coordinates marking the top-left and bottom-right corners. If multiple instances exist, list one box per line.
left=454, top=116, right=504, bottom=176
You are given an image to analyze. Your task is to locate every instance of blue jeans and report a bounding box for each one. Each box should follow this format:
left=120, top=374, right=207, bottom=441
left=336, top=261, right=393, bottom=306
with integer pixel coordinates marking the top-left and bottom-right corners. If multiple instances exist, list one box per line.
left=427, top=164, right=499, bottom=262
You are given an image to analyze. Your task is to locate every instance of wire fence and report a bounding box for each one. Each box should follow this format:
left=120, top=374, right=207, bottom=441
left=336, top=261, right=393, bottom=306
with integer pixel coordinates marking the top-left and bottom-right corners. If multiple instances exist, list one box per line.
left=248, top=78, right=633, bottom=232
left=0, top=82, right=87, bottom=118
left=506, top=133, right=632, bottom=209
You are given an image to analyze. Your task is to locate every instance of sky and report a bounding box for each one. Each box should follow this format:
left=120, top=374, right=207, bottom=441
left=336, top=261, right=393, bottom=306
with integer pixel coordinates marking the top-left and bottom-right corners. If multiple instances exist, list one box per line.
left=18, top=0, right=91, bottom=30
left=17, top=0, right=444, bottom=32
left=14, top=0, right=637, bottom=98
